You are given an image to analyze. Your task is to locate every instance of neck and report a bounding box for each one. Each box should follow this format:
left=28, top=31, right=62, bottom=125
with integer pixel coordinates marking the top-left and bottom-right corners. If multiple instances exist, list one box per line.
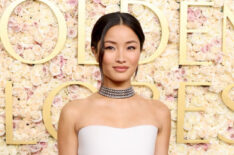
left=101, top=78, right=131, bottom=90
left=98, top=79, right=134, bottom=99
left=98, top=85, right=135, bottom=99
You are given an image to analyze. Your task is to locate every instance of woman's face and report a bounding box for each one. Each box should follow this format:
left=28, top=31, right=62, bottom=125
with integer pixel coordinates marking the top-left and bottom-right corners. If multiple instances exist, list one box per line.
left=98, top=24, right=141, bottom=83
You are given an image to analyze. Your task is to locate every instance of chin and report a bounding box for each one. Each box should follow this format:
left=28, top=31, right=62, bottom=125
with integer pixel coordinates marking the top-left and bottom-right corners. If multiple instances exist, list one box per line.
left=106, top=75, right=130, bottom=82
left=112, top=76, right=129, bottom=82
left=103, top=71, right=134, bottom=82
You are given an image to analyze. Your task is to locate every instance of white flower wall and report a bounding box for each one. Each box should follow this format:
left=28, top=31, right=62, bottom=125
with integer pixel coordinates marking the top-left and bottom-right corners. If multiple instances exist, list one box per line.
left=0, top=0, right=233, bottom=154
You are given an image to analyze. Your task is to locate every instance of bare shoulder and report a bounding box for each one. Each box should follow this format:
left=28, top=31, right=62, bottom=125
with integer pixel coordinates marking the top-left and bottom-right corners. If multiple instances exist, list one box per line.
left=152, top=100, right=170, bottom=116
left=135, top=94, right=170, bottom=118
left=150, top=99, right=171, bottom=129
left=62, top=99, right=83, bottom=112
left=60, top=99, right=87, bottom=121
left=59, top=94, right=97, bottom=127
left=62, top=92, right=99, bottom=111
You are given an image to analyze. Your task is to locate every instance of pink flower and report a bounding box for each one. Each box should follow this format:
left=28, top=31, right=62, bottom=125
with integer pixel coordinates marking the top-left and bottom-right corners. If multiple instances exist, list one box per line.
left=181, top=68, right=185, bottom=74
left=54, top=143, right=58, bottom=151
left=194, top=9, right=202, bottom=18
left=157, top=82, right=162, bottom=87
left=201, top=44, right=212, bottom=53
left=214, top=39, right=220, bottom=45
left=166, top=94, right=175, bottom=101
left=65, top=12, right=72, bottom=21
left=187, top=143, right=210, bottom=151
left=231, top=134, right=234, bottom=139
left=227, top=126, right=234, bottom=139
left=16, top=43, right=24, bottom=54
left=33, top=21, right=38, bottom=27
left=67, top=0, right=78, bottom=6
left=53, top=96, right=63, bottom=107
left=188, top=8, right=196, bottom=22
left=199, top=15, right=207, bottom=24
left=43, top=66, right=48, bottom=73
left=8, top=18, right=22, bottom=32
left=187, top=8, right=206, bottom=24
left=227, top=126, right=233, bottom=131
left=214, top=54, right=222, bottom=64
left=195, top=143, right=210, bottom=151
left=30, top=144, right=42, bottom=154
left=67, top=27, right=77, bottom=38
left=59, top=56, right=67, bottom=68
left=93, top=0, right=101, bottom=4
left=14, top=6, right=22, bottom=16
left=70, top=94, right=79, bottom=100
left=54, top=72, right=65, bottom=80
left=39, top=141, right=48, bottom=149
left=24, top=88, right=34, bottom=100
left=68, top=85, right=79, bottom=93
left=93, top=69, right=101, bottom=80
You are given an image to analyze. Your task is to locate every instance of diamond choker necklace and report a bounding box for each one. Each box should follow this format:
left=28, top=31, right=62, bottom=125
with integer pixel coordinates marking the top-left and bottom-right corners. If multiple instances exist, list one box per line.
left=98, top=85, right=135, bottom=98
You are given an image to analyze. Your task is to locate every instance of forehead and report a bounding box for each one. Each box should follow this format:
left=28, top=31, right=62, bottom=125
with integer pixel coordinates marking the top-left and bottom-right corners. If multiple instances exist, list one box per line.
left=104, top=25, right=139, bottom=42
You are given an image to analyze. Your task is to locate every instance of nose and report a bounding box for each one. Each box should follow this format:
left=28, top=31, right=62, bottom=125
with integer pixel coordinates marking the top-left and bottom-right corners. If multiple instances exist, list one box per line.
left=115, top=48, right=126, bottom=63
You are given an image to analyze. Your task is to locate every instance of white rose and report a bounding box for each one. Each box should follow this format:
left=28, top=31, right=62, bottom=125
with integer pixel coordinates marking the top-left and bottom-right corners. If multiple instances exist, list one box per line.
left=49, top=62, right=61, bottom=76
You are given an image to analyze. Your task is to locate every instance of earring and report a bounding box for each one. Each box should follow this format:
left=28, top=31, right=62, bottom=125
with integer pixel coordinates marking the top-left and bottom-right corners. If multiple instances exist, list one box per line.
left=134, top=66, right=138, bottom=78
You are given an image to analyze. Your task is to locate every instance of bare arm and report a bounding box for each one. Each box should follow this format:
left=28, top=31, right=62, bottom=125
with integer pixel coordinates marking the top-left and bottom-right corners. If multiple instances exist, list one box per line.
left=57, top=102, right=78, bottom=155
left=154, top=101, right=171, bottom=155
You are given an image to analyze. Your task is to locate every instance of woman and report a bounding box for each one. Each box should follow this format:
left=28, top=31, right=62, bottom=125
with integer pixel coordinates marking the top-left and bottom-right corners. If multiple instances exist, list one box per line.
left=58, top=11, right=171, bottom=155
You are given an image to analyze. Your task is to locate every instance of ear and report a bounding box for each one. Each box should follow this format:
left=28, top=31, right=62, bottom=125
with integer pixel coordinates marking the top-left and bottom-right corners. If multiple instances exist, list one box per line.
left=91, top=46, right=99, bottom=62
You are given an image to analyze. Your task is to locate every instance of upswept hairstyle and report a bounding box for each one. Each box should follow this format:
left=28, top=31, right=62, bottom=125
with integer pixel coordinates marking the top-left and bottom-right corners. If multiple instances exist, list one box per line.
left=91, top=11, right=145, bottom=81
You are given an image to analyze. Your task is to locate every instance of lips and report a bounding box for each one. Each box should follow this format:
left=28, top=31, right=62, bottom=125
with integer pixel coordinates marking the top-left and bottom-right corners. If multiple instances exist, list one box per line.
left=113, top=66, right=129, bottom=72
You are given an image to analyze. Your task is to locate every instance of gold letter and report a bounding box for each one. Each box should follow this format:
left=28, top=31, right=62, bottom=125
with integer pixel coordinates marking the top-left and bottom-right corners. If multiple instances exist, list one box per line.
left=222, top=4, right=234, bottom=55
left=5, top=81, right=37, bottom=144
left=120, top=0, right=169, bottom=64
left=177, top=82, right=211, bottom=143
left=179, top=1, right=213, bottom=65
left=0, top=0, right=67, bottom=64
left=77, top=0, right=92, bottom=64
left=42, top=82, right=97, bottom=139
left=218, top=84, right=234, bottom=144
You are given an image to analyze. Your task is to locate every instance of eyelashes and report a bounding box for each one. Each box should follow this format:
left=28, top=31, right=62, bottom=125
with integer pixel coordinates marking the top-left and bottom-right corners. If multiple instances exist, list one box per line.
left=128, top=46, right=136, bottom=50
left=104, top=46, right=114, bottom=50
left=104, top=46, right=136, bottom=50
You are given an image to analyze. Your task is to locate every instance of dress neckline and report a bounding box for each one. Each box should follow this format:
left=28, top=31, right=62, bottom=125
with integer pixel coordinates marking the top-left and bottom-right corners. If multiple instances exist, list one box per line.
left=78, top=124, right=158, bottom=134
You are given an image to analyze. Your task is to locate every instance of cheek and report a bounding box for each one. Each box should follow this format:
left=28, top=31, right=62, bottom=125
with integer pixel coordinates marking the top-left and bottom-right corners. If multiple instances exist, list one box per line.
left=102, top=52, right=114, bottom=65
left=128, top=52, right=140, bottom=65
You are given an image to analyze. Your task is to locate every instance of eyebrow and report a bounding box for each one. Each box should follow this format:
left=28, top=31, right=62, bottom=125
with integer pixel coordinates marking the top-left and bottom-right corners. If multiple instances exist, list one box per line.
left=104, top=40, right=138, bottom=44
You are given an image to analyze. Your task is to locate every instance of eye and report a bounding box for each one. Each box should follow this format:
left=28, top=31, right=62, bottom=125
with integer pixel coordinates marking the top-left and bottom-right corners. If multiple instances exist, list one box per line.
left=127, top=46, right=136, bottom=50
left=104, top=46, right=115, bottom=50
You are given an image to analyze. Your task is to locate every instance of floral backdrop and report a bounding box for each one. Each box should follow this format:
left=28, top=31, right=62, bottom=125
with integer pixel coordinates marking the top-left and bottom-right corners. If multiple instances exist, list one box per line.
left=0, top=0, right=233, bottom=154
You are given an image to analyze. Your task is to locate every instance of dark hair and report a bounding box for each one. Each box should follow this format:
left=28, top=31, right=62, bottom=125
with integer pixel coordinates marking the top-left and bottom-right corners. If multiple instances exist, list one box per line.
left=91, top=11, right=145, bottom=81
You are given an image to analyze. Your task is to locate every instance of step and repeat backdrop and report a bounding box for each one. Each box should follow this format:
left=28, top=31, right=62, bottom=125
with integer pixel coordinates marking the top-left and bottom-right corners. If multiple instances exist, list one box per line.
left=0, top=0, right=233, bottom=154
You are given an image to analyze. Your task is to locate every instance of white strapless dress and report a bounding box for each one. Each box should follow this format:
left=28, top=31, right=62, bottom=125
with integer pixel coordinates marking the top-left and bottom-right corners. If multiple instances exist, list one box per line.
left=78, top=125, right=158, bottom=155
